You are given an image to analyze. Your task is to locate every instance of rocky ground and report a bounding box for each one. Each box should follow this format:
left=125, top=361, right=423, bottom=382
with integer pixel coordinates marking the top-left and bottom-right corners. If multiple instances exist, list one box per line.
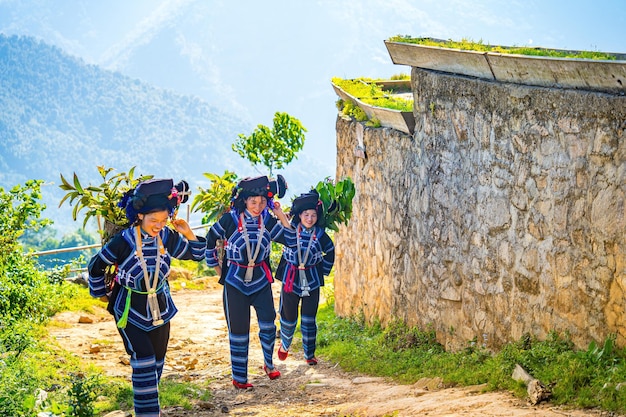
left=48, top=279, right=614, bottom=417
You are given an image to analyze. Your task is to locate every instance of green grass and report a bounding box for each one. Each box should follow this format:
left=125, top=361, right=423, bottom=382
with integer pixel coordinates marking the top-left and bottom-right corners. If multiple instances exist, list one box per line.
left=388, top=36, right=618, bottom=60
left=332, top=77, right=413, bottom=113
left=316, top=302, right=626, bottom=414
left=160, top=379, right=212, bottom=409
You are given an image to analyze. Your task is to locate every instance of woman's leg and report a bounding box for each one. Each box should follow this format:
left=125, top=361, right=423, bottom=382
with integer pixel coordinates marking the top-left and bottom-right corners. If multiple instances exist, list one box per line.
left=279, top=289, right=300, bottom=351
left=149, top=323, right=170, bottom=381
left=223, top=284, right=252, bottom=384
left=251, top=284, right=277, bottom=369
left=118, top=322, right=170, bottom=417
left=300, top=288, right=320, bottom=361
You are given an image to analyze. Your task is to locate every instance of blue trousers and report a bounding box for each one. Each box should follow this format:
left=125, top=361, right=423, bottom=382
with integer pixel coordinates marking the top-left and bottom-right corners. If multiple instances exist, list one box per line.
left=223, top=283, right=277, bottom=383
left=118, top=321, right=170, bottom=417
left=279, top=288, right=320, bottom=360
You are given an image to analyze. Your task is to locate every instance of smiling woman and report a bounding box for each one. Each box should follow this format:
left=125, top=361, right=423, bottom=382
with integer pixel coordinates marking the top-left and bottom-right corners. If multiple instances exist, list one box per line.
left=203, top=175, right=295, bottom=389
left=86, top=177, right=207, bottom=417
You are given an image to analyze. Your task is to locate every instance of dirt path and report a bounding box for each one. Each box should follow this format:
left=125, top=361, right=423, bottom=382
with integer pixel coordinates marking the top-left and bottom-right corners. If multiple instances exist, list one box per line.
left=49, top=280, right=609, bottom=417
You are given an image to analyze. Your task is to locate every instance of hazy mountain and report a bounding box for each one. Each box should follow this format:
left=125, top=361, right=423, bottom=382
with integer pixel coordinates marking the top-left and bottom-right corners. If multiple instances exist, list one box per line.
left=0, top=34, right=250, bottom=234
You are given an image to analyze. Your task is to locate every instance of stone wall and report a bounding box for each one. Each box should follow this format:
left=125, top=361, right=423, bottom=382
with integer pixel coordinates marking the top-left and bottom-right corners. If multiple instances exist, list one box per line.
left=334, top=67, right=626, bottom=351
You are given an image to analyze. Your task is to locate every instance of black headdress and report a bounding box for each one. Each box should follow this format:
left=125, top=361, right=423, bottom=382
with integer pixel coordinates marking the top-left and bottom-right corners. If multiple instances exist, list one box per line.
left=231, top=175, right=287, bottom=213
left=120, top=178, right=190, bottom=223
left=290, top=190, right=324, bottom=227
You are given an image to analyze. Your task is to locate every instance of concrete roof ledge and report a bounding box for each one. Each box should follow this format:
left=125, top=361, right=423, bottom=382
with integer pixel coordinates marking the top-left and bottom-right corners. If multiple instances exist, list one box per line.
left=385, top=40, right=626, bottom=94
left=331, top=82, right=415, bottom=135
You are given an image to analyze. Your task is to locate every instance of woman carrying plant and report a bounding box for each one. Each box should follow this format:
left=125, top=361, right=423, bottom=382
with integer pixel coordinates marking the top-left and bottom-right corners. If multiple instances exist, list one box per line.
left=205, top=175, right=294, bottom=389
left=275, top=190, right=335, bottom=365
left=88, top=178, right=206, bottom=417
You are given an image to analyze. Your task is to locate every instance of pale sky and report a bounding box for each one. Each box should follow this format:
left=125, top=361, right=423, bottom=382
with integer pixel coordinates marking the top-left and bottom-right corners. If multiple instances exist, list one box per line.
left=1, top=0, right=624, bottom=183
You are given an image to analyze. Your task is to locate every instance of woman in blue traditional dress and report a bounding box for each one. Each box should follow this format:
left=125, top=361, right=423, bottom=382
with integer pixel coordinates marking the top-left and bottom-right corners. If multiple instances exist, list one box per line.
left=204, top=175, right=295, bottom=389
left=88, top=178, right=206, bottom=417
left=275, top=190, right=335, bottom=366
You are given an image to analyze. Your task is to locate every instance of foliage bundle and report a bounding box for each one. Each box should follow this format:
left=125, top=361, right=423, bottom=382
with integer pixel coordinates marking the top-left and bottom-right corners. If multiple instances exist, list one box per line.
left=191, top=170, right=239, bottom=225
left=388, top=35, right=618, bottom=61
left=314, top=177, right=356, bottom=232
left=58, top=166, right=153, bottom=241
left=194, top=111, right=308, bottom=224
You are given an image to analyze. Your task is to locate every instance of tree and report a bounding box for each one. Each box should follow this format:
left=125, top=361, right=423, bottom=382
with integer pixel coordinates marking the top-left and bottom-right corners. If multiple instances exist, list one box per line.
left=0, top=180, right=58, bottom=322
left=0, top=180, right=50, bottom=261
left=193, top=112, right=307, bottom=225
left=232, top=111, right=306, bottom=177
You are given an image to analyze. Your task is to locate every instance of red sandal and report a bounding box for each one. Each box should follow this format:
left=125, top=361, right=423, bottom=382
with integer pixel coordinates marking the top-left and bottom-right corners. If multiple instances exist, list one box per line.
left=232, top=380, right=253, bottom=389
left=277, top=344, right=289, bottom=361
left=263, top=365, right=281, bottom=380
left=306, top=357, right=318, bottom=366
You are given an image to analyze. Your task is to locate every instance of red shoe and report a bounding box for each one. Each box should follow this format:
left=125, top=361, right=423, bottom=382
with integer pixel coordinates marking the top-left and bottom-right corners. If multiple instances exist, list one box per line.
left=232, top=380, right=253, bottom=389
left=264, top=365, right=281, bottom=380
left=277, top=344, right=289, bottom=361
left=306, top=357, right=318, bottom=366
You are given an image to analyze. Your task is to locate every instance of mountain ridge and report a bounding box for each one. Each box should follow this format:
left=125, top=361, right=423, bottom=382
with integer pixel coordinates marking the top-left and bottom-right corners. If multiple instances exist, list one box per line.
left=0, top=33, right=250, bottom=233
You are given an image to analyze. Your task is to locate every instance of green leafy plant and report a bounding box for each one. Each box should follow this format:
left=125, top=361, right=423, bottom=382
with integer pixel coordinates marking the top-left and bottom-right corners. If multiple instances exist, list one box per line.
left=191, top=170, right=239, bottom=225
left=232, top=111, right=307, bottom=177
left=585, top=335, right=617, bottom=367
left=314, top=177, right=356, bottom=232
left=67, top=372, right=100, bottom=417
left=390, top=73, right=410, bottom=80
left=58, top=166, right=153, bottom=241
left=387, top=36, right=618, bottom=60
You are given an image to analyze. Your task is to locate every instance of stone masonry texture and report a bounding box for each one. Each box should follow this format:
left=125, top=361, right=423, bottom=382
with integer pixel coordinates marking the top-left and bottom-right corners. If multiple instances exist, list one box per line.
left=334, top=67, right=626, bottom=351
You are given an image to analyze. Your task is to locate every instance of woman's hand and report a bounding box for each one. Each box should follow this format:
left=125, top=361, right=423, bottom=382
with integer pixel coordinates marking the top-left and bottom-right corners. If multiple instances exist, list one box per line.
left=170, top=218, right=197, bottom=241
left=271, top=201, right=292, bottom=228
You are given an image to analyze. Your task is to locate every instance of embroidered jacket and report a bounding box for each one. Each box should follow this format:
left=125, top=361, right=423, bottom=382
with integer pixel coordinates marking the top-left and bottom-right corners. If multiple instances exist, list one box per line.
left=275, top=224, right=335, bottom=296
left=88, top=226, right=206, bottom=331
left=205, top=209, right=296, bottom=295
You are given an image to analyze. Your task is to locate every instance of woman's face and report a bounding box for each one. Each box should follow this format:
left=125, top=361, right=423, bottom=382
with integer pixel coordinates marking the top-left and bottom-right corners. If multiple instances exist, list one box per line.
left=299, top=209, right=318, bottom=229
left=245, top=196, right=267, bottom=217
left=138, top=210, right=169, bottom=237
